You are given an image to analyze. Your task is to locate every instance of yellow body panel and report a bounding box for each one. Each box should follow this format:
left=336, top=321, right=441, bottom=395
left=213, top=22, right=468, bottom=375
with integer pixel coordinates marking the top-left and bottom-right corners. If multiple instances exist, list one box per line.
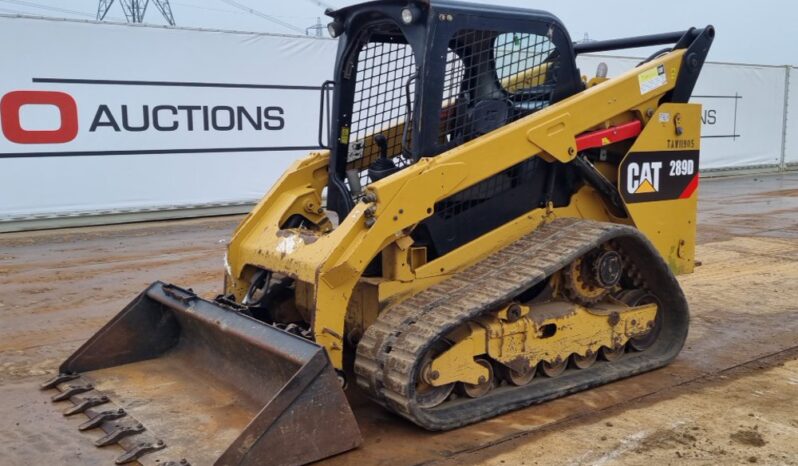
left=621, top=103, right=701, bottom=274
left=224, top=49, right=700, bottom=369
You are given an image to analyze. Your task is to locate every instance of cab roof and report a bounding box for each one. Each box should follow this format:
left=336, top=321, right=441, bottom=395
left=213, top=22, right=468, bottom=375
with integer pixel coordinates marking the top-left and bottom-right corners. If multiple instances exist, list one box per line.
left=327, top=0, right=564, bottom=26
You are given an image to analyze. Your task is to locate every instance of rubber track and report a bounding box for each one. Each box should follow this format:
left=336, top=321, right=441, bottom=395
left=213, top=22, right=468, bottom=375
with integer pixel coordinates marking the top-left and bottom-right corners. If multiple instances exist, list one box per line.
left=354, top=217, right=690, bottom=430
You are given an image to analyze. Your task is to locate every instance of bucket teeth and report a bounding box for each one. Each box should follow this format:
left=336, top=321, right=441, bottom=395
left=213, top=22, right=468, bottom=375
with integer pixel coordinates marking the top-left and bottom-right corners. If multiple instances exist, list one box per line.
left=95, top=422, right=145, bottom=447
left=79, top=408, right=127, bottom=431
left=40, top=372, right=79, bottom=390
left=63, top=395, right=110, bottom=416
left=42, top=373, right=164, bottom=463
left=114, top=439, right=166, bottom=465
left=51, top=383, right=93, bottom=402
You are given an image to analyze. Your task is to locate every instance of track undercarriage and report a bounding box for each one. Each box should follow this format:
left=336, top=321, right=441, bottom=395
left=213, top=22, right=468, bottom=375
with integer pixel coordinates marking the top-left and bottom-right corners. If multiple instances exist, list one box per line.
left=355, top=218, right=688, bottom=429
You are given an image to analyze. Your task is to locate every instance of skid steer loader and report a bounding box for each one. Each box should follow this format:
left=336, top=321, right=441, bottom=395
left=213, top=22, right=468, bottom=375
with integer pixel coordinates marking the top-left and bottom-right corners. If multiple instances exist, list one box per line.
left=41, top=1, right=714, bottom=464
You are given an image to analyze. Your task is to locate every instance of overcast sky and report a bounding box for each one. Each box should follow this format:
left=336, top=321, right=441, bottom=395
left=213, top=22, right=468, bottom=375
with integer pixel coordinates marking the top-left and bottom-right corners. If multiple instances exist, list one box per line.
left=0, top=0, right=794, bottom=66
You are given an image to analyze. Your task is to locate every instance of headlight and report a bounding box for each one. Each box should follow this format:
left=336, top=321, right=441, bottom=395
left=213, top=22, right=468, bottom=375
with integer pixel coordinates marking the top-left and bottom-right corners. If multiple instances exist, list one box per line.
left=401, top=7, right=415, bottom=24
left=327, top=21, right=343, bottom=38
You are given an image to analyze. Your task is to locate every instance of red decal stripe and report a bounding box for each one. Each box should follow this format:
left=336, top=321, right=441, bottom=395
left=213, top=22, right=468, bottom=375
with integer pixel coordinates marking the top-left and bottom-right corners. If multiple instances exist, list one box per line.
left=679, top=174, right=699, bottom=199
left=575, top=120, right=642, bottom=152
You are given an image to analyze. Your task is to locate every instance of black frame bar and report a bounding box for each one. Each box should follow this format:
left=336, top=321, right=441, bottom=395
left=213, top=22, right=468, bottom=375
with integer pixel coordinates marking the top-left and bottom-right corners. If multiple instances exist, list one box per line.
left=573, top=30, right=691, bottom=54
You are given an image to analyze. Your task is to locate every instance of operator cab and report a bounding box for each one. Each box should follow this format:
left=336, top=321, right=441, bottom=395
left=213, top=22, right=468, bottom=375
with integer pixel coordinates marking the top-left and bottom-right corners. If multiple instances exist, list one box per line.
left=322, top=0, right=583, bottom=223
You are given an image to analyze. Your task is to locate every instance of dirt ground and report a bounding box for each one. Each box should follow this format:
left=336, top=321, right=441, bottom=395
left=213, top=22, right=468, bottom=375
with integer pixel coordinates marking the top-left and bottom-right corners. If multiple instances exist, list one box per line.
left=1, top=172, right=797, bottom=465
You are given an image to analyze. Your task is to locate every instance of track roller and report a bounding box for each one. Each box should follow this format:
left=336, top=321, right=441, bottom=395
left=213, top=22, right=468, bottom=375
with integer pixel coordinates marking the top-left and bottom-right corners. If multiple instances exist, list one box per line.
left=572, top=350, right=598, bottom=369
left=540, top=358, right=567, bottom=377
left=600, top=344, right=626, bottom=362
left=459, top=359, right=494, bottom=398
left=500, top=364, right=536, bottom=386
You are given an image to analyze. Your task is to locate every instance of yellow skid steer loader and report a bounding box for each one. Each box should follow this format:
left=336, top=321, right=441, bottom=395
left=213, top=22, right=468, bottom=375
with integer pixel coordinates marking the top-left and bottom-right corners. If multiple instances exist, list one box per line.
left=41, top=1, right=714, bottom=464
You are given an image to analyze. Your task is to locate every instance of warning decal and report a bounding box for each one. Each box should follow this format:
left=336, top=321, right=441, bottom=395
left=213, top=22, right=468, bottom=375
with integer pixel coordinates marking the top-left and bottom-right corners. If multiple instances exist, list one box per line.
left=638, top=64, right=667, bottom=95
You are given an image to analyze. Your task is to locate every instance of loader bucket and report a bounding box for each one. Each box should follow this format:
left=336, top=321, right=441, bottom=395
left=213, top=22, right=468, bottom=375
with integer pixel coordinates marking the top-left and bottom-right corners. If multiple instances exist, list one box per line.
left=40, top=281, right=361, bottom=465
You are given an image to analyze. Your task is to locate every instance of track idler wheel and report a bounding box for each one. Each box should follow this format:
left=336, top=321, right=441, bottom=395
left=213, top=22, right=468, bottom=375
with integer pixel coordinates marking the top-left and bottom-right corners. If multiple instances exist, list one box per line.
left=459, top=358, right=495, bottom=398
left=416, top=342, right=455, bottom=408
left=619, top=289, right=663, bottom=351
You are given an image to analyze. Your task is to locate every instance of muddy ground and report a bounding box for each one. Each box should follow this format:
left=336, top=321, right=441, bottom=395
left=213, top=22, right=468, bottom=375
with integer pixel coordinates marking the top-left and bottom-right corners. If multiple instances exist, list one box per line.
left=0, top=172, right=797, bottom=465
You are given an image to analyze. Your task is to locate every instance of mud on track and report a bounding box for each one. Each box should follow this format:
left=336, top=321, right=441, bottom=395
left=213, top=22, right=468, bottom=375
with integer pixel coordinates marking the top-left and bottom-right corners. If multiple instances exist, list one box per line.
left=1, top=172, right=797, bottom=465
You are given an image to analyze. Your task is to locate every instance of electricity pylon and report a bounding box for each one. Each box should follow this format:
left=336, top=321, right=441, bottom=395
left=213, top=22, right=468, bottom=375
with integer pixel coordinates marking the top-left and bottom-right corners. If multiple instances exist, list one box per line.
left=97, top=0, right=175, bottom=26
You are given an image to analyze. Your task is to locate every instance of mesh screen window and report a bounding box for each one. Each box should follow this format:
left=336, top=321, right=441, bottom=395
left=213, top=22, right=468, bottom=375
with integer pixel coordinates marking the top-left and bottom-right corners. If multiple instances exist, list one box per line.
left=346, top=38, right=417, bottom=198
left=440, top=30, right=559, bottom=148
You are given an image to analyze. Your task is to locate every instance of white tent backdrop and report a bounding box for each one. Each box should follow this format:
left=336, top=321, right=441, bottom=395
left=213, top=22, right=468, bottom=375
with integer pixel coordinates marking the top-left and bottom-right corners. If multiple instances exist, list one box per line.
left=577, top=55, right=788, bottom=170
left=0, top=16, right=794, bottom=229
left=0, top=16, right=336, bottom=224
left=786, top=67, right=798, bottom=166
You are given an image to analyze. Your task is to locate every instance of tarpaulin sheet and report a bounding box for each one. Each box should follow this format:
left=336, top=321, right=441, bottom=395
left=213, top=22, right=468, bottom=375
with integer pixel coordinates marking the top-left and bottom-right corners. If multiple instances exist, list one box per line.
left=578, top=55, right=788, bottom=170
left=0, top=16, right=794, bottom=222
left=785, top=67, right=798, bottom=166
left=0, top=16, right=337, bottom=220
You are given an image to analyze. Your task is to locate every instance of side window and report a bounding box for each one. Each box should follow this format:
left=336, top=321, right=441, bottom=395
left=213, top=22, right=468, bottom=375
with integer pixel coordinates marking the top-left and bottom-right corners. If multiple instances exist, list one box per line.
left=493, top=32, right=558, bottom=96
left=345, top=34, right=417, bottom=199
left=440, top=49, right=465, bottom=144
left=349, top=40, right=416, bottom=168
left=438, top=30, right=561, bottom=150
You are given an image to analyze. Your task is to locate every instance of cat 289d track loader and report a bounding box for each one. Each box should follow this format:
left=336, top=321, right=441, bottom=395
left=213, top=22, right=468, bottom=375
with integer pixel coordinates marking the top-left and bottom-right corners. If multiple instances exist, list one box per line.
left=41, top=1, right=714, bottom=464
